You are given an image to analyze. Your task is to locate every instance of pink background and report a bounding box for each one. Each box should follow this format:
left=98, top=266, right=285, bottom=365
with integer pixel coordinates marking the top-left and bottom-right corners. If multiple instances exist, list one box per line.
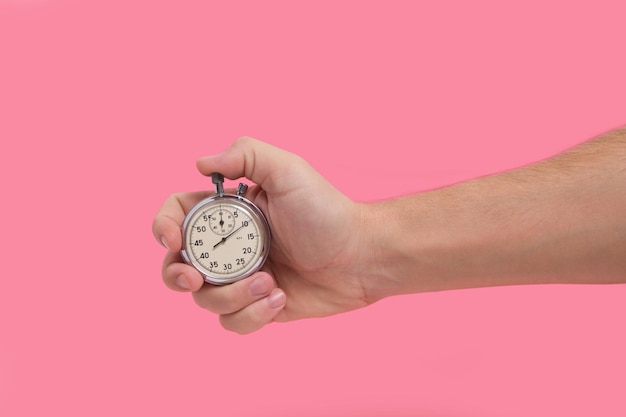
left=1, top=1, right=625, bottom=416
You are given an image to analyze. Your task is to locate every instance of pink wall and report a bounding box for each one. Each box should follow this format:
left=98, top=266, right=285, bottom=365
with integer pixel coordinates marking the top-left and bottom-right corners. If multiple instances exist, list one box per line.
left=1, top=1, right=625, bottom=416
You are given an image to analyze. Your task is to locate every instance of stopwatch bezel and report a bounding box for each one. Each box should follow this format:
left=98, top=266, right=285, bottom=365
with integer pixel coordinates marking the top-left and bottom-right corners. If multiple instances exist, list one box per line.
left=181, top=193, right=271, bottom=285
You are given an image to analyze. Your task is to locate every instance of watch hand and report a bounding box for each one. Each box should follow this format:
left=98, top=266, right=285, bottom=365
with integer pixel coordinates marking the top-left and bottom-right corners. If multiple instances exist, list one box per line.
left=213, top=224, right=245, bottom=249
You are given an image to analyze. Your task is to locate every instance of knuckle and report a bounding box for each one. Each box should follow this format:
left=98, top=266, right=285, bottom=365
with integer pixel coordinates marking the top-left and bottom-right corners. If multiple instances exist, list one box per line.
left=217, top=287, right=239, bottom=312
left=234, top=136, right=254, bottom=147
left=161, top=258, right=183, bottom=289
left=192, top=286, right=236, bottom=315
left=151, top=216, right=162, bottom=238
left=218, top=302, right=268, bottom=335
left=220, top=316, right=258, bottom=335
left=219, top=315, right=246, bottom=334
left=191, top=290, right=214, bottom=311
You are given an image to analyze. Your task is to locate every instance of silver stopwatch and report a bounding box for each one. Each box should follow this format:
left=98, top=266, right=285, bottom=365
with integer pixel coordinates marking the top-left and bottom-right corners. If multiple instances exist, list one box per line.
left=181, top=173, right=271, bottom=285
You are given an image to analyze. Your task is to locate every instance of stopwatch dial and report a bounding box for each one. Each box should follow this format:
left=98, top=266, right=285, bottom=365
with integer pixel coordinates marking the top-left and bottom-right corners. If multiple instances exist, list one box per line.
left=187, top=202, right=264, bottom=279
left=207, top=206, right=236, bottom=235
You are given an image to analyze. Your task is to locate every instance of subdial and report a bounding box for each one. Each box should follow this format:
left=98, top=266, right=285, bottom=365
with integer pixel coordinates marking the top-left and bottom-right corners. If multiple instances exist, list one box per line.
left=208, top=207, right=236, bottom=235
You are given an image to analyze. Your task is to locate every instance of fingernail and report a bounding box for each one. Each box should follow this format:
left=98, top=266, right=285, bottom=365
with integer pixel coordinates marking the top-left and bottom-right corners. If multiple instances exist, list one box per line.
left=160, top=236, right=170, bottom=251
left=267, top=289, right=286, bottom=309
left=249, top=275, right=271, bottom=296
left=176, top=274, right=190, bottom=290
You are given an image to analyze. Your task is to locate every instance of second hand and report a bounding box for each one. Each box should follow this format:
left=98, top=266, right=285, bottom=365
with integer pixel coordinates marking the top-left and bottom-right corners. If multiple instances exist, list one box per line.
left=213, top=224, right=245, bottom=249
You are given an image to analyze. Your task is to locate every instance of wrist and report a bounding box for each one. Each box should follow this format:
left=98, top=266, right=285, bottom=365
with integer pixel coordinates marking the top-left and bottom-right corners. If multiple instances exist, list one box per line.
left=352, top=199, right=433, bottom=303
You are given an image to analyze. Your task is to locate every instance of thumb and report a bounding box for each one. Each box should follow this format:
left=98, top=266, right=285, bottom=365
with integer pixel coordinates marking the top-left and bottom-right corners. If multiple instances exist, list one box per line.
left=196, top=137, right=310, bottom=193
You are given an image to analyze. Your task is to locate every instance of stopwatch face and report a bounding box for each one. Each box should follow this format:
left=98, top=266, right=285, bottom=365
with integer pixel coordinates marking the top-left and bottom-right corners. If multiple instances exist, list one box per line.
left=181, top=194, right=270, bottom=285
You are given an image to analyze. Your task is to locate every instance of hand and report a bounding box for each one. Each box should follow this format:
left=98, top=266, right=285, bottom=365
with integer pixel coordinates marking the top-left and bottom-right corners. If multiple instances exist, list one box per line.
left=152, top=137, right=371, bottom=334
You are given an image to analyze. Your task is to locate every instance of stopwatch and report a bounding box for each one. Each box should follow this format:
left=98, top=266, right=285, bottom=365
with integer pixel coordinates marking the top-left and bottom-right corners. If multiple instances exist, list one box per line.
left=181, top=173, right=271, bottom=285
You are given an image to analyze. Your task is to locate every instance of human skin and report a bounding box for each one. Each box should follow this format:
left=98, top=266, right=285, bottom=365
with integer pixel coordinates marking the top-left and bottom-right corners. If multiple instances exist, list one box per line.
left=152, top=127, right=626, bottom=334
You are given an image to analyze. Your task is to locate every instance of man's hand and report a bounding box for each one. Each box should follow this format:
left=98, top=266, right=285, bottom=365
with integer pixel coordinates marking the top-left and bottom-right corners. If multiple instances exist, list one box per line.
left=152, top=137, right=370, bottom=334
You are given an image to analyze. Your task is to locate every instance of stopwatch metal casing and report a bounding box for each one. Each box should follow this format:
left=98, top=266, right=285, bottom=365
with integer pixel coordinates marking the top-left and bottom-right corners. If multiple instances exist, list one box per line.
left=181, top=173, right=271, bottom=285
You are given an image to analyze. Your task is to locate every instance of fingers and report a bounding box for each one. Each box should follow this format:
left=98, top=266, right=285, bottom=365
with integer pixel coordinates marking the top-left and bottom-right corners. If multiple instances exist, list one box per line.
left=154, top=191, right=213, bottom=292
left=161, top=251, right=205, bottom=292
left=161, top=250, right=287, bottom=333
left=156, top=139, right=299, bottom=334
left=193, top=272, right=286, bottom=334
left=152, top=191, right=211, bottom=251
left=219, top=288, right=286, bottom=334
left=196, top=137, right=311, bottom=194
left=192, top=272, right=275, bottom=314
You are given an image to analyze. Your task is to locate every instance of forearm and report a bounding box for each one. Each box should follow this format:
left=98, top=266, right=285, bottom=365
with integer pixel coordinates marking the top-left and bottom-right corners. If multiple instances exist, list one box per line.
left=360, top=127, right=626, bottom=302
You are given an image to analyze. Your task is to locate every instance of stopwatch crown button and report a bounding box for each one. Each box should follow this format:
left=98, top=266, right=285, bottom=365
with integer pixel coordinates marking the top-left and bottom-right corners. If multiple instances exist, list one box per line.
left=211, top=173, right=224, bottom=184
left=211, top=173, right=225, bottom=196
left=237, top=183, right=248, bottom=196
